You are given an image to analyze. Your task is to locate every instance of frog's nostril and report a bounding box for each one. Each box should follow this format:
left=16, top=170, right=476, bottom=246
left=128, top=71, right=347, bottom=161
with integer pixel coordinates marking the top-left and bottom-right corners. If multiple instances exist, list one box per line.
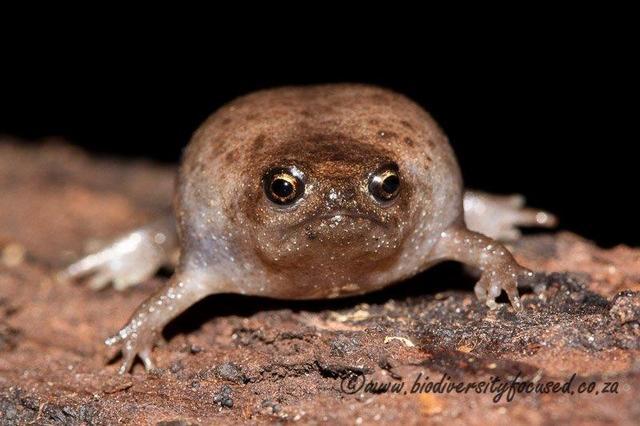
left=327, top=187, right=356, bottom=203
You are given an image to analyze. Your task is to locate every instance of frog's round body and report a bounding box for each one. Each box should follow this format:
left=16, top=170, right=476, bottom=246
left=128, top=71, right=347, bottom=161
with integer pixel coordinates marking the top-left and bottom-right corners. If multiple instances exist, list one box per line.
left=176, top=84, right=463, bottom=299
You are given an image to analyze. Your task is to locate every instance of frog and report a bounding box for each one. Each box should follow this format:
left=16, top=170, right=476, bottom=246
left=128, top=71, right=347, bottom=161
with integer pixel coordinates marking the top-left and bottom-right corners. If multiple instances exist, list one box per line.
left=62, top=84, right=556, bottom=374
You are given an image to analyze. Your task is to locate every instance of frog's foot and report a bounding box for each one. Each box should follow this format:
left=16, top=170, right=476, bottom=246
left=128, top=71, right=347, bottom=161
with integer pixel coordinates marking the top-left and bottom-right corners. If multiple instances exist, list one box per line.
left=473, top=261, right=533, bottom=310
left=105, top=272, right=220, bottom=373
left=463, top=191, right=557, bottom=241
left=106, top=320, right=158, bottom=374
left=434, top=226, right=534, bottom=311
left=59, top=216, right=178, bottom=291
left=60, top=231, right=167, bottom=290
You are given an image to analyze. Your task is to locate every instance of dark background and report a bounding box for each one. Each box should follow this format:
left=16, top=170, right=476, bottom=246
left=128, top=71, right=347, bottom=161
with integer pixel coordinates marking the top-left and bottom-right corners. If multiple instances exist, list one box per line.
left=1, top=30, right=637, bottom=247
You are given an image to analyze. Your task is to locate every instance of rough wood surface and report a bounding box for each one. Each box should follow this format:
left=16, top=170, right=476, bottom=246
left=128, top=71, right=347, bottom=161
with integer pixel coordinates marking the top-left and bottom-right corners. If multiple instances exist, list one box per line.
left=0, top=142, right=638, bottom=425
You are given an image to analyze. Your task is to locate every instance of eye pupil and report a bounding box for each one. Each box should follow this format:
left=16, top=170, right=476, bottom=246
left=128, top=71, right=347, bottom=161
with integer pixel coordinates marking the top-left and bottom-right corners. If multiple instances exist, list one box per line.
left=272, top=178, right=294, bottom=198
left=381, top=175, right=399, bottom=194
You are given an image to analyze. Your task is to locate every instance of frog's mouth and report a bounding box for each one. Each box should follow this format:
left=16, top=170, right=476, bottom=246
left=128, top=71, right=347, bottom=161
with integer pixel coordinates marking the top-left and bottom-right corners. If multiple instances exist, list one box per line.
left=304, top=211, right=386, bottom=228
left=291, top=211, right=393, bottom=248
left=257, top=209, right=403, bottom=273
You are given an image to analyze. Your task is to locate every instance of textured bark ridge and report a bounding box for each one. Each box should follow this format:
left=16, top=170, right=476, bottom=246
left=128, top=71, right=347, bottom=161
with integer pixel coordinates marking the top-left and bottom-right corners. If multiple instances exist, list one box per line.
left=0, top=142, right=638, bottom=425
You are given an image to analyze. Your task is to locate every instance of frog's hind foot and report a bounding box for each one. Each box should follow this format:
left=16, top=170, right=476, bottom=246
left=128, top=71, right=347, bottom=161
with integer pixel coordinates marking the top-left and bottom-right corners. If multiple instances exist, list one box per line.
left=463, top=191, right=557, bottom=241
left=59, top=216, right=178, bottom=291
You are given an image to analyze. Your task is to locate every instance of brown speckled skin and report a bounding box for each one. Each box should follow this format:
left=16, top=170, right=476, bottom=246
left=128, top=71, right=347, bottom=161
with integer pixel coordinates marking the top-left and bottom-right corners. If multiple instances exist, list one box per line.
left=73, top=84, right=539, bottom=374
left=177, top=84, right=462, bottom=299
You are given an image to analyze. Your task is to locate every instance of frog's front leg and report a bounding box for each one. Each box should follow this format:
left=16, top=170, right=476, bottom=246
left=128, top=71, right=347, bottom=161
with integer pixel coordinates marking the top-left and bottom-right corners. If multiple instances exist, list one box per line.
left=432, top=225, right=533, bottom=310
left=463, top=190, right=557, bottom=241
left=106, top=269, right=226, bottom=374
left=60, top=214, right=178, bottom=290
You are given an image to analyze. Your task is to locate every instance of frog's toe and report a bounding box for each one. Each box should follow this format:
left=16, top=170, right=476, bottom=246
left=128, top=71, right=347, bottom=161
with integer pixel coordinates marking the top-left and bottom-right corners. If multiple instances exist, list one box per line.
left=473, top=279, right=488, bottom=302
left=474, top=275, right=501, bottom=310
left=138, top=348, right=156, bottom=371
left=88, top=270, right=113, bottom=290
left=509, top=203, right=558, bottom=230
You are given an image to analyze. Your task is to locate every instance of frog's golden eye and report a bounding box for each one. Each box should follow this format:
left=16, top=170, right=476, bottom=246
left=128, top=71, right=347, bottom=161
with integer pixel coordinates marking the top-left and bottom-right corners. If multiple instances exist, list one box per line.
left=369, top=163, right=401, bottom=202
left=263, top=167, right=305, bottom=205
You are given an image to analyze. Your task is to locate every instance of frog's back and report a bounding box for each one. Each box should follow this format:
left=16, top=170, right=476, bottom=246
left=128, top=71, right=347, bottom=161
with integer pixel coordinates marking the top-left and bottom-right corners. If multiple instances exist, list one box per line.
left=185, top=84, right=449, bottom=167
